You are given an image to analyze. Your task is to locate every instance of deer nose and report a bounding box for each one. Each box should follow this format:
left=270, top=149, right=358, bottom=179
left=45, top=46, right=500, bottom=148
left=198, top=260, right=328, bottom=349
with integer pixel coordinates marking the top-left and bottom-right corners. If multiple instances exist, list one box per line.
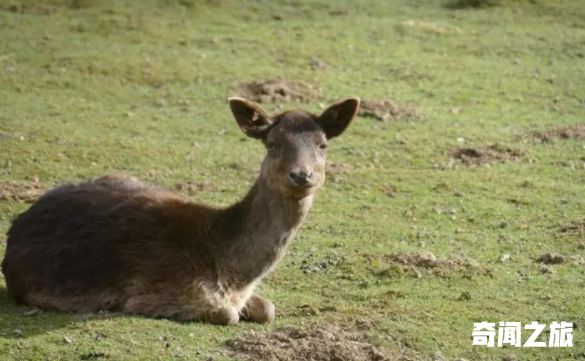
left=288, top=170, right=314, bottom=186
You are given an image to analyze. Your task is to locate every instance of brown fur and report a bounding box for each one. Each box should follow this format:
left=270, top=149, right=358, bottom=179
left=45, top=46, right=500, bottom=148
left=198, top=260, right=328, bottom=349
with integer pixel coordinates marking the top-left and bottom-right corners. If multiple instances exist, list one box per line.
left=1, top=98, right=360, bottom=325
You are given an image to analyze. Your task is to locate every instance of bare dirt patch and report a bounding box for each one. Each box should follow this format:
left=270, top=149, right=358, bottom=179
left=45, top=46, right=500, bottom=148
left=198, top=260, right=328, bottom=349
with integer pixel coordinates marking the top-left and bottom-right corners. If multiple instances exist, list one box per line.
left=403, top=20, right=454, bottom=35
left=448, top=144, right=529, bottom=167
left=358, top=99, right=419, bottom=121
left=1, top=3, right=59, bottom=15
left=445, top=0, right=539, bottom=9
left=364, top=251, right=484, bottom=279
left=536, top=253, right=585, bottom=266
left=390, top=251, right=470, bottom=268
left=532, top=125, right=585, bottom=144
left=230, top=78, right=319, bottom=103
left=299, top=254, right=344, bottom=274
left=559, top=219, right=585, bottom=236
left=226, top=325, right=413, bottom=361
left=0, top=180, right=46, bottom=203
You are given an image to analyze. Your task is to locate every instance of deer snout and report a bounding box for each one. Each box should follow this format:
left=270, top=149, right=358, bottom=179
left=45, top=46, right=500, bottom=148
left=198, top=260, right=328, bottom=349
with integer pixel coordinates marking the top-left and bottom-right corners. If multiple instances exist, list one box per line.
left=287, top=169, right=314, bottom=187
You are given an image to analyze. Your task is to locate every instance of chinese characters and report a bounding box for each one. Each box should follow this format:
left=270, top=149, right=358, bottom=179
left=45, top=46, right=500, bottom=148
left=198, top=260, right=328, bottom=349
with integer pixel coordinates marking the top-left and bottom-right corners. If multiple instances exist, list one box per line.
left=472, top=322, right=573, bottom=348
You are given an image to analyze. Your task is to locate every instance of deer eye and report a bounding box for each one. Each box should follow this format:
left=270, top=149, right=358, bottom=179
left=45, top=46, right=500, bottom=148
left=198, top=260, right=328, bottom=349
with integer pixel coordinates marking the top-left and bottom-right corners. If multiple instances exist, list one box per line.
left=319, top=143, right=328, bottom=150
left=266, top=142, right=278, bottom=151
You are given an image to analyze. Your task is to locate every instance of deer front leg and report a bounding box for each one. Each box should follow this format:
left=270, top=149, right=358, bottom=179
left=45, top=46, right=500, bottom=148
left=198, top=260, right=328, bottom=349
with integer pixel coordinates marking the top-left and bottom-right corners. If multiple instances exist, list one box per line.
left=240, top=294, right=275, bottom=324
left=206, top=306, right=240, bottom=326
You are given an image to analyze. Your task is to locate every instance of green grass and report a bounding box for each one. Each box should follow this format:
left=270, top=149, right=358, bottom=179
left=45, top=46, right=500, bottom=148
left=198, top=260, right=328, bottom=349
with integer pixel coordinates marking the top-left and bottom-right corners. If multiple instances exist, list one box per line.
left=1, top=0, right=584, bottom=360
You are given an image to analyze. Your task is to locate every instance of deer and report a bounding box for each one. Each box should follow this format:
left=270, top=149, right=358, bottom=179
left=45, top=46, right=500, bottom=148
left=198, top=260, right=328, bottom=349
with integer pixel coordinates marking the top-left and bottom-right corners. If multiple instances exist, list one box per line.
left=1, top=97, right=360, bottom=325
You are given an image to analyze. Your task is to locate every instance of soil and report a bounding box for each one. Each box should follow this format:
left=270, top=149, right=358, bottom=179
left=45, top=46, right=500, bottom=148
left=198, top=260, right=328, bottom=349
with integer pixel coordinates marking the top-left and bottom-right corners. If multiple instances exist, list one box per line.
left=300, top=254, right=343, bottom=274
left=226, top=325, right=412, bottom=361
left=536, top=253, right=585, bottom=266
left=536, top=253, right=565, bottom=264
left=1, top=3, right=58, bottom=14
left=0, top=180, right=46, bottom=203
left=532, top=125, right=585, bottom=143
left=364, top=251, right=483, bottom=279
left=559, top=219, right=585, bottom=236
left=230, top=78, right=319, bottom=103
left=358, top=100, right=419, bottom=121
left=449, top=144, right=528, bottom=167
left=403, top=20, right=451, bottom=34
left=390, top=251, right=478, bottom=269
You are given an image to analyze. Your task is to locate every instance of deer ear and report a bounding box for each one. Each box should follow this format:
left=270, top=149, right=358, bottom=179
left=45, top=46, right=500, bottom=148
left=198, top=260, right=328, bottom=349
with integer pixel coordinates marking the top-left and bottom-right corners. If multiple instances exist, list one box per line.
left=316, top=97, right=360, bottom=139
left=228, top=97, right=273, bottom=139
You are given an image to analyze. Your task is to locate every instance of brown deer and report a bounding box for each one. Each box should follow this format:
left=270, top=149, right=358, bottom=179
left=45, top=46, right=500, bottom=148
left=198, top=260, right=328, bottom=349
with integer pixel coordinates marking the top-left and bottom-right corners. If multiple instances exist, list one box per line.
left=1, top=97, right=360, bottom=325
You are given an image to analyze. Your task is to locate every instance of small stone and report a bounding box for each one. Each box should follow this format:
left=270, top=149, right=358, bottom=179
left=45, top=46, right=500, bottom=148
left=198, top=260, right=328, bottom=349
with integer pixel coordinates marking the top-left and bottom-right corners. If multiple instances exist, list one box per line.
left=22, top=308, right=42, bottom=317
left=499, top=254, right=511, bottom=263
left=433, top=352, right=447, bottom=361
left=444, top=207, right=456, bottom=214
left=568, top=255, right=585, bottom=265
left=411, top=267, right=422, bottom=278
left=458, top=291, right=472, bottom=301
left=310, top=57, right=328, bottom=70
left=358, top=280, right=370, bottom=288
left=63, top=336, right=74, bottom=343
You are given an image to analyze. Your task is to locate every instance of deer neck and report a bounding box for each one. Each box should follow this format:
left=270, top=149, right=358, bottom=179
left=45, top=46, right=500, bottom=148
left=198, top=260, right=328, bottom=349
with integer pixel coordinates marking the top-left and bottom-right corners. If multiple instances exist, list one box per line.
left=215, top=178, right=313, bottom=285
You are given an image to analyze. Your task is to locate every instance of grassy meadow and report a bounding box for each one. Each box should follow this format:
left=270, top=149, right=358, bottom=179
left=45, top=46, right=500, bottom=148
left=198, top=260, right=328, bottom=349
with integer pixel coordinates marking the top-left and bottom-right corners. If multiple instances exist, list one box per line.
left=0, top=0, right=584, bottom=360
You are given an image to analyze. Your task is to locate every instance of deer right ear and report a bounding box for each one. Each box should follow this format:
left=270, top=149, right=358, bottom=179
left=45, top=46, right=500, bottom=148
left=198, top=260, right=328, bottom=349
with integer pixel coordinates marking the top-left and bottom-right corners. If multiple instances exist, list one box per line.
left=316, top=97, right=360, bottom=139
left=228, top=98, right=273, bottom=139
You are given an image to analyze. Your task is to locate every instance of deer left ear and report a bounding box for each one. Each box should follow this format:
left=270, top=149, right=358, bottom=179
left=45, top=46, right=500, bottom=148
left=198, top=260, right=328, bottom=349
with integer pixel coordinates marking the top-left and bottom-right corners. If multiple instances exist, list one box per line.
left=228, top=97, right=273, bottom=139
left=316, top=97, right=360, bottom=139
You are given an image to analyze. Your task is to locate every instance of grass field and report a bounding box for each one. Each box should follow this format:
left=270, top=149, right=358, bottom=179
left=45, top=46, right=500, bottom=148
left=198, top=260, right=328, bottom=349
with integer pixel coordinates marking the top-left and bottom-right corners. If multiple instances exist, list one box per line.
left=1, top=0, right=584, bottom=360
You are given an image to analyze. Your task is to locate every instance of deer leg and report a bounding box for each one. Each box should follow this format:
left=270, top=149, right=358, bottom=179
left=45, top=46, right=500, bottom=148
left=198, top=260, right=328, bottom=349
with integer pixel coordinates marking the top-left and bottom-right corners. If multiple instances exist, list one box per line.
left=124, top=295, right=239, bottom=326
left=206, top=306, right=240, bottom=326
left=171, top=306, right=240, bottom=325
left=240, top=294, right=275, bottom=324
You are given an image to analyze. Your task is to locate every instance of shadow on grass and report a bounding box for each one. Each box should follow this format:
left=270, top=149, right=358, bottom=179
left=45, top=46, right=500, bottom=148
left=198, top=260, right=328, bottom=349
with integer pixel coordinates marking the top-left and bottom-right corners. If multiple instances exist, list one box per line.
left=0, top=286, right=212, bottom=339
left=0, top=287, right=69, bottom=339
left=0, top=287, right=128, bottom=340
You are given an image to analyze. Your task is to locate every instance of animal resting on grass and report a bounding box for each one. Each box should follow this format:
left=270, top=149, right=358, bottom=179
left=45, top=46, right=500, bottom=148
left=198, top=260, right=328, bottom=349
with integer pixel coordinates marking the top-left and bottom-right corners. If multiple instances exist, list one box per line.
left=1, top=97, right=360, bottom=325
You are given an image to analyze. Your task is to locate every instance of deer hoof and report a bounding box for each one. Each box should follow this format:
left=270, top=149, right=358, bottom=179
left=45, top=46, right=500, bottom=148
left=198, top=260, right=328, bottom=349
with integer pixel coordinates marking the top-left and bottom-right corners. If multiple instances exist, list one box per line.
left=242, top=294, right=275, bottom=324
left=208, top=306, right=239, bottom=326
